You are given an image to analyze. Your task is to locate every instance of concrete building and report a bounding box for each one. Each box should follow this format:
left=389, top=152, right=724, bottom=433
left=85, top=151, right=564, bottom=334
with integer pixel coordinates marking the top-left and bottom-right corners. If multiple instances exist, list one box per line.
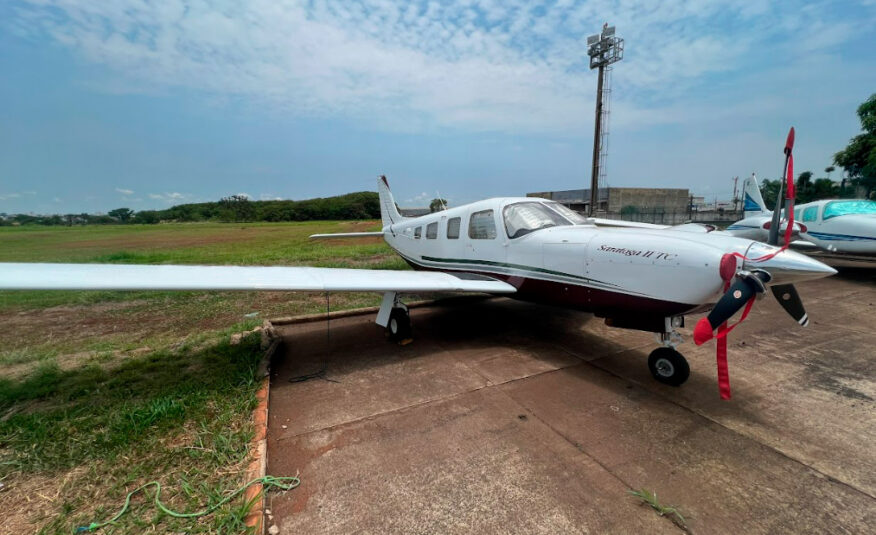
left=527, top=187, right=690, bottom=214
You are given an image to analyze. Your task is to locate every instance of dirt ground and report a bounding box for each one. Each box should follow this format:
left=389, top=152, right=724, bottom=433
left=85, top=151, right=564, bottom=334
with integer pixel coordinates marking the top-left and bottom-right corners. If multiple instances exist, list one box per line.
left=266, top=270, right=875, bottom=534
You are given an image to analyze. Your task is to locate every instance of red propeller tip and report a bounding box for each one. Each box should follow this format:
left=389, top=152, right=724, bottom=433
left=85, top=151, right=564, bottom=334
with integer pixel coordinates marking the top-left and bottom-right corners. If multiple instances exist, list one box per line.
left=693, top=317, right=714, bottom=345
left=784, top=127, right=795, bottom=155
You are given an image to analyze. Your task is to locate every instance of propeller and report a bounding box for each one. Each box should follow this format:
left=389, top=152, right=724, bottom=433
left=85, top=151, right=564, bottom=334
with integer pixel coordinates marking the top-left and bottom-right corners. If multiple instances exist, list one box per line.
left=693, top=127, right=802, bottom=400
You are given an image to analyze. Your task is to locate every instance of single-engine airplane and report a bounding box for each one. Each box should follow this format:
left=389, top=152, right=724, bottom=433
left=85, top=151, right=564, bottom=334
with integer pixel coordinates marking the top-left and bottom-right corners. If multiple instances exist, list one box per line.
left=0, top=169, right=836, bottom=397
left=727, top=173, right=876, bottom=255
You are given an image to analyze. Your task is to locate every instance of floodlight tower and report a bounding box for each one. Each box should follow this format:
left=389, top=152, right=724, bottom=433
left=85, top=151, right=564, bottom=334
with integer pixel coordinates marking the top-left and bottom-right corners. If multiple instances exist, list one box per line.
left=587, top=23, right=624, bottom=215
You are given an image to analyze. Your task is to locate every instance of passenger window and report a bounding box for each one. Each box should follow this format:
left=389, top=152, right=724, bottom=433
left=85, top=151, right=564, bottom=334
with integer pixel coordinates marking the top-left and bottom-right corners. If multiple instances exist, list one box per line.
left=469, top=210, right=497, bottom=239
left=414, top=226, right=422, bottom=239
left=802, top=206, right=818, bottom=222
left=794, top=209, right=801, bottom=221
left=426, top=222, right=438, bottom=239
left=447, top=217, right=461, bottom=239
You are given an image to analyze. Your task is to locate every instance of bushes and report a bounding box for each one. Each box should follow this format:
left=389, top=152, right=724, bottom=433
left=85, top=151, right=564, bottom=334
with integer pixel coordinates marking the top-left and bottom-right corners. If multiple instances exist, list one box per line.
left=6, top=191, right=381, bottom=226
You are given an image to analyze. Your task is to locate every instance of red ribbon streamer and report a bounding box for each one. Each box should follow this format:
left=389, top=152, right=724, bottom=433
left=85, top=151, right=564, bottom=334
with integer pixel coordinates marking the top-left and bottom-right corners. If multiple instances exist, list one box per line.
left=784, top=153, right=795, bottom=246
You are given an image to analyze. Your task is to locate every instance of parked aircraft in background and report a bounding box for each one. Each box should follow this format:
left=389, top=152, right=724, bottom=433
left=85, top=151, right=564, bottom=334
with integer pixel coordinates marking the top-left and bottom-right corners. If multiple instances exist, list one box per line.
left=727, top=174, right=876, bottom=255
left=0, top=175, right=836, bottom=398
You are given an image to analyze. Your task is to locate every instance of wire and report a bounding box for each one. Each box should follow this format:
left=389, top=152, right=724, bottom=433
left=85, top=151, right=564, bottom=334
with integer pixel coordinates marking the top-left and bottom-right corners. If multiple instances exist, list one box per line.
left=288, top=292, right=338, bottom=384
left=76, top=475, right=300, bottom=532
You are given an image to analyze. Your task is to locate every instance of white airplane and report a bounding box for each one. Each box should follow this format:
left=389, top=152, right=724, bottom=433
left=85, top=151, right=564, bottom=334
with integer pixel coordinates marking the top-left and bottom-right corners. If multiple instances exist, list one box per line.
left=0, top=176, right=836, bottom=397
left=727, top=173, right=876, bottom=255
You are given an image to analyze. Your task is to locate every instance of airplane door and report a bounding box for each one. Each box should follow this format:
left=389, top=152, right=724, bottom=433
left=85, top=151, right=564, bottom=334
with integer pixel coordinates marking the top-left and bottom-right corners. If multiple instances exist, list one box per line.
left=462, top=207, right=507, bottom=267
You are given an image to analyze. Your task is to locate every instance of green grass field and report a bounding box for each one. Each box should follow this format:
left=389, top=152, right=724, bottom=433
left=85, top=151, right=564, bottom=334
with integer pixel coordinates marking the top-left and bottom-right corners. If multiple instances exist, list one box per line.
left=0, top=221, right=404, bottom=534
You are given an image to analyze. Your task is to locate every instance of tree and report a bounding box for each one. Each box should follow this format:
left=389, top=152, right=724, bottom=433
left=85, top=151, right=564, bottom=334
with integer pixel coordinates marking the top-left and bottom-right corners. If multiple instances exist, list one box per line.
left=834, top=93, right=876, bottom=198
left=825, top=165, right=835, bottom=180
left=812, top=178, right=837, bottom=200
left=218, top=194, right=254, bottom=222
left=108, top=207, right=134, bottom=223
left=134, top=210, right=161, bottom=224
left=795, top=171, right=814, bottom=203
left=759, top=178, right=781, bottom=210
left=429, top=198, right=448, bottom=213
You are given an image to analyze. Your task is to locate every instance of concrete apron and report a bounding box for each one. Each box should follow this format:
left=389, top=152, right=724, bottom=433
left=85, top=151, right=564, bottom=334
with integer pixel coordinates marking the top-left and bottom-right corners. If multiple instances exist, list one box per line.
left=266, top=273, right=876, bottom=534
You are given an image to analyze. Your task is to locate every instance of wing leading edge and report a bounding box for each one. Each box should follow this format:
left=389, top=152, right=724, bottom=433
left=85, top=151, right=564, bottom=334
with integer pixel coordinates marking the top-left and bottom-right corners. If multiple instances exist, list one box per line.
left=0, top=263, right=516, bottom=294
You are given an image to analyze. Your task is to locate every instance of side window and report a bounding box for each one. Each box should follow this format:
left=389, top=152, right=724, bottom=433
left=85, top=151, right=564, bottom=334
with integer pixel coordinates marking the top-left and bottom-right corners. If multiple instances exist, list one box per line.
left=414, top=226, right=422, bottom=239
left=447, top=217, right=461, bottom=239
left=426, top=222, right=438, bottom=239
left=802, top=206, right=818, bottom=222
left=794, top=208, right=801, bottom=221
left=469, top=210, right=497, bottom=239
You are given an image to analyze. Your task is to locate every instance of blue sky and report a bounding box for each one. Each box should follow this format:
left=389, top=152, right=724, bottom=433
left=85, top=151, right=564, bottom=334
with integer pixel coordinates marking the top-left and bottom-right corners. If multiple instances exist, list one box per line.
left=1, top=0, right=875, bottom=214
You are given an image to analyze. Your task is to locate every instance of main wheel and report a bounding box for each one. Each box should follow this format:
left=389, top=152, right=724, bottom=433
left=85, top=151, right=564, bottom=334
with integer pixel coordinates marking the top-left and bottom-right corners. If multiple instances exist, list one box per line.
left=647, top=347, right=690, bottom=386
left=386, top=307, right=412, bottom=342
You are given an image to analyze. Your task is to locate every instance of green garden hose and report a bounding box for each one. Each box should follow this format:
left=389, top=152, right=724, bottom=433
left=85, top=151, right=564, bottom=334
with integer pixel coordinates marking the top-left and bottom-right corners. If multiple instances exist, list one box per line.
left=76, top=475, right=300, bottom=532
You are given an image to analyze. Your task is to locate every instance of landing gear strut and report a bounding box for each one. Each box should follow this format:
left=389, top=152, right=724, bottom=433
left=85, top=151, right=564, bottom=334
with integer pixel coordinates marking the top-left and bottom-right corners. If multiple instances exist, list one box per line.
left=648, top=316, right=690, bottom=386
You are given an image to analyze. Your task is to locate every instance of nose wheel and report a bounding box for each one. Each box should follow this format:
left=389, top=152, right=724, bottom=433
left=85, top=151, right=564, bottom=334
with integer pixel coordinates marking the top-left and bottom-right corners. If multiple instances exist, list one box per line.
left=647, top=347, right=690, bottom=386
left=386, top=307, right=412, bottom=342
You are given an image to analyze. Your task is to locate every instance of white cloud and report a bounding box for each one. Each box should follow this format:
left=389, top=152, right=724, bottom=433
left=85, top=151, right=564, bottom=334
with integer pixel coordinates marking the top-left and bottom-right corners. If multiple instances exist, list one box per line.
left=404, top=192, right=432, bottom=205
left=259, top=193, right=283, bottom=201
left=148, top=192, right=189, bottom=202
left=115, top=187, right=134, bottom=195
left=10, top=1, right=873, bottom=135
left=0, top=193, right=22, bottom=200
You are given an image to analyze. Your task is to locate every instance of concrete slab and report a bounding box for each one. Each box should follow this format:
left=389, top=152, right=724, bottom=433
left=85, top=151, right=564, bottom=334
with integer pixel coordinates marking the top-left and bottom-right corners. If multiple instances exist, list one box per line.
left=266, top=269, right=876, bottom=534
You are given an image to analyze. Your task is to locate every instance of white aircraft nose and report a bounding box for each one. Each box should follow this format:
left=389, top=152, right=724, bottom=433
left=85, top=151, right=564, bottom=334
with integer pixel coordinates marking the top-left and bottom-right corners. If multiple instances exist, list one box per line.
left=743, top=242, right=837, bottom=285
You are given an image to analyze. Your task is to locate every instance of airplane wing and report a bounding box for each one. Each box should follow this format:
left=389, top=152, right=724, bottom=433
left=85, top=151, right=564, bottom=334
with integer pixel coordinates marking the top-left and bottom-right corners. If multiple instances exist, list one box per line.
left=0, top=263, right=516, bottom=293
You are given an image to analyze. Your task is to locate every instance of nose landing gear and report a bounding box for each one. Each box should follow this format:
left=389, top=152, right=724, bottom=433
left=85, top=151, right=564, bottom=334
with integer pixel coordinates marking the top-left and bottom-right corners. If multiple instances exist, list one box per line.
left=648, top=316, right=690, bottom=386
left=648, top=347, right=690, bottom=386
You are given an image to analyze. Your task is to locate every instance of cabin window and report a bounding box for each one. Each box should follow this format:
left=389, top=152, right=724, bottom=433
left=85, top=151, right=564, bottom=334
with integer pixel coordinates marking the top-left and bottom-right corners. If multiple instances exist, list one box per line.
left=823, top=200, right=876, bottom=220
left=794, top=208, right=801, bottom=221
left=414, top=226, right=422, bottom=239
left=447, top=217, right=461, bottom=239
left=426, top=222, right=438, bottom=239
left=503, top=202, right=571, bottom=239
left=802, top=206, right=818, bottom=222
left=469, top=210, right=497, bottom=239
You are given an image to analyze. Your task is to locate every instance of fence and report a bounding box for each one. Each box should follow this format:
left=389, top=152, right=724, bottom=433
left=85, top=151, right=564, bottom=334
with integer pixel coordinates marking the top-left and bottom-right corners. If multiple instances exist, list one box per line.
left=595, top=209, right=743, bottom=226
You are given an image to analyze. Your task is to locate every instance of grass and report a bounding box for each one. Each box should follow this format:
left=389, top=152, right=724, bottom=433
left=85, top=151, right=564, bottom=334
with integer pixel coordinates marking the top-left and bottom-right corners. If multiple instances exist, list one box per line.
left=628, top=488, right=688, bottom=530
left=0, top=220, right=408, bottom=533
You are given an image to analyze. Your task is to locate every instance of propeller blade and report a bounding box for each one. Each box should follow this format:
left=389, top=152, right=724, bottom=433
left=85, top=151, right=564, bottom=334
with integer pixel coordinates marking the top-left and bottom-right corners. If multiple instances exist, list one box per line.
left=770, top=283, right=809, bottom=326
left=707, top=279, right=757, bottom=328
left=769, top=127, right=795, bottom=246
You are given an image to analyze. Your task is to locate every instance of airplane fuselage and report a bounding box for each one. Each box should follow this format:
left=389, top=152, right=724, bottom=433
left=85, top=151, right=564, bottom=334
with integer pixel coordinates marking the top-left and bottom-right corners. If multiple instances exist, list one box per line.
left=382, top=197, right=829, bottom=330
left=727, top=199, right=876, bottom=255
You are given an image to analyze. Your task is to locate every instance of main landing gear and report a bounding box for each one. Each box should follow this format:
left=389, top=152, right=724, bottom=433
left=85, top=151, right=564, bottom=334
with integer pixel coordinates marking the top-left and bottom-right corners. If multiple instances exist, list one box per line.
left=387, top=306, right=412, bottom=342
left=648, top=317, right=690, bottom=386
left=377, top=291, right=412, bottom=343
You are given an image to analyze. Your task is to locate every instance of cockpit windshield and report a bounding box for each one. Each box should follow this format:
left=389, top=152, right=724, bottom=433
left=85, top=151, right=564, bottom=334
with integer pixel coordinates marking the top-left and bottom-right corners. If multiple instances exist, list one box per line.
left=823, top=200, right=876, bottom=220
left=545, top=201, right=589, bottom=224
left=503, top=202, right=571, bottom=238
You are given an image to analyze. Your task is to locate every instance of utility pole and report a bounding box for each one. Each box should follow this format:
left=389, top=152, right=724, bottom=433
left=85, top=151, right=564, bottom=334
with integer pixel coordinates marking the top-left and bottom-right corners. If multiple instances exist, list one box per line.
left=586, top=24, right=623, bottom=216
left=732, top=176, right=739, bottom=212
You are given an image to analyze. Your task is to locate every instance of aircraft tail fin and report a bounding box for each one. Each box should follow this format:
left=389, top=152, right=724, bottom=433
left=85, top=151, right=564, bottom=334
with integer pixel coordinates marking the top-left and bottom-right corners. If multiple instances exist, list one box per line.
left=742, top=173, right=769, bottom=216
left=377, top=175, right=406, bottom=228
